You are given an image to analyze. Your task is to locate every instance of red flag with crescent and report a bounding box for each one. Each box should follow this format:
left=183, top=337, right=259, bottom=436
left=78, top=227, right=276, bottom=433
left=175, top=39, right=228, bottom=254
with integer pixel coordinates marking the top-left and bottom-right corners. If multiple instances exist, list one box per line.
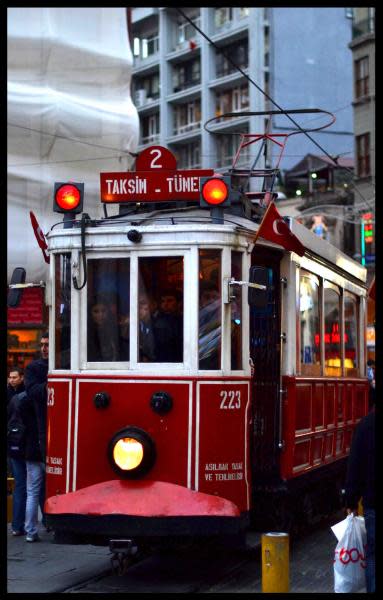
left=368, top=277, right=375, bottom=301
left=254, top=201, right=305, bottom=256
left=30, top=211, right=50, bottom=264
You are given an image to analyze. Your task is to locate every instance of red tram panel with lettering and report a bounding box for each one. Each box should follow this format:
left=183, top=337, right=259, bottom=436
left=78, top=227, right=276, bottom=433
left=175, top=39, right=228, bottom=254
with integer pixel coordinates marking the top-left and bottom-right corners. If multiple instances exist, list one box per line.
left=196, top=381, right=250, bottom=512
left=46, top=379, right=72, bottom=499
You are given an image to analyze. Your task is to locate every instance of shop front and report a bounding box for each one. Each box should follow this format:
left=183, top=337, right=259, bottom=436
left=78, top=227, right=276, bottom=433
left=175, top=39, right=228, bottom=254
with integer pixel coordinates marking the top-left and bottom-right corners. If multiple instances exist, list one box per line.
left=7, top=287, right=47, bottom=373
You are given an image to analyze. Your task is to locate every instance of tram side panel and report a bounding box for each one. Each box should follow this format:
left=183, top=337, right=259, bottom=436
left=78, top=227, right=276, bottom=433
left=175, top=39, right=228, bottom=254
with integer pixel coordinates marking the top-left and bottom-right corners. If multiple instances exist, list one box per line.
left=280, top=376, right=369, bottom=479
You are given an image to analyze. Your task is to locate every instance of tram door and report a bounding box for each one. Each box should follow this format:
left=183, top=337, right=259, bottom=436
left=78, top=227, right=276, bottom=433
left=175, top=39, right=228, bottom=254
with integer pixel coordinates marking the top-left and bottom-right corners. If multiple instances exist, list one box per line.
left=249, top=250, right=282, bottom=487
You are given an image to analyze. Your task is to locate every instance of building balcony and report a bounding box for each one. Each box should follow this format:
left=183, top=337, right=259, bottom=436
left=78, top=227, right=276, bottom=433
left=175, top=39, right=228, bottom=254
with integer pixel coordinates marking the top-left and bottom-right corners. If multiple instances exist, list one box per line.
left=352, top=17, right=375, bottom=40
left=167, top=84, right=201, bottom=104
left=133, top=52, right=160, bottom=74
left=167, top=126, right=201, bottom=145
left=208, top=68, right=248, bottom=92
left=138, top=134, right=160, bottom=148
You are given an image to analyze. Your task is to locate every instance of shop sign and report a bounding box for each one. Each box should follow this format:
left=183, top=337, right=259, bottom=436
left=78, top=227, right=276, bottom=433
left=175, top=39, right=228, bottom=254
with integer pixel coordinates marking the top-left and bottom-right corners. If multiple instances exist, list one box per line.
left=7, top=287, right=44, bottom=325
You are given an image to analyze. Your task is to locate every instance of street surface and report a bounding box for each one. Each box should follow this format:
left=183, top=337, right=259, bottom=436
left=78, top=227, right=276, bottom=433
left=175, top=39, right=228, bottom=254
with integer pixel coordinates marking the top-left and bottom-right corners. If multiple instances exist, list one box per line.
left=7, top=510, right=366, bottom=593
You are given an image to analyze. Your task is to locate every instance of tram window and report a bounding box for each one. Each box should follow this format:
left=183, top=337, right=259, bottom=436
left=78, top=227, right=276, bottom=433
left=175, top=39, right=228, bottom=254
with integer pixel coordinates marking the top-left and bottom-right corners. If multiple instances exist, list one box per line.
left=344, top=292, right=359, bottom=376
left=324, top=282, right=341, bottom=377
left=87, top=259, right=130, bottom=362
left=299, top=272, right=320, bottom=376
left=138, top=257, right=183, bottom=363
left=231, top=251, right=242, bottom=370
left=55, top=254, right=71, bottom=369
left=199, top=250, right=221, bottom=370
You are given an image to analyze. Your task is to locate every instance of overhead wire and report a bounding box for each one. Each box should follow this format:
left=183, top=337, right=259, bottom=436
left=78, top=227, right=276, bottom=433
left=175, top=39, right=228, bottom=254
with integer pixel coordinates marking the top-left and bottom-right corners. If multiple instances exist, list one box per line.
left=174, top=8, right=374, bottom=211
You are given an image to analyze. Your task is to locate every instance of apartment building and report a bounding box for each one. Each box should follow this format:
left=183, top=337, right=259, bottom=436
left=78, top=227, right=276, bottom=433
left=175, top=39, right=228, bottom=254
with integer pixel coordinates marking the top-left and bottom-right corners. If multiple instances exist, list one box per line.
left=131, top=7, right=354, bottom=176
left=348, top=7, right=375, bottom=273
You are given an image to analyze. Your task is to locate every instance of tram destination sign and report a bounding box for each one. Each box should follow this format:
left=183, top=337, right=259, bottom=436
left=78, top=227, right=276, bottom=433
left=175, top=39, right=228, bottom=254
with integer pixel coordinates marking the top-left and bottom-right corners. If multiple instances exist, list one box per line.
left=100, top=145, right=214, bottom=203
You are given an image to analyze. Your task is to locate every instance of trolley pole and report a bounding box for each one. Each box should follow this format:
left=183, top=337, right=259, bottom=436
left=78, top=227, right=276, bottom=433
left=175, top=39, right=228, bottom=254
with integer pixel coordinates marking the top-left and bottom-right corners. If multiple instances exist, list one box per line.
left=261, top=532, right=289, bottom=593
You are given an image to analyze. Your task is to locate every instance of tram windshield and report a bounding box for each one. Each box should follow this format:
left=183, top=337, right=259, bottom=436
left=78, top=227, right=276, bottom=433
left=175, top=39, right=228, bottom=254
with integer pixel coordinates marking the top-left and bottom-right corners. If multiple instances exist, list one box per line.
left=86, top=256, right=184, bottom=364
left=87, top=258, right=130, bottom=362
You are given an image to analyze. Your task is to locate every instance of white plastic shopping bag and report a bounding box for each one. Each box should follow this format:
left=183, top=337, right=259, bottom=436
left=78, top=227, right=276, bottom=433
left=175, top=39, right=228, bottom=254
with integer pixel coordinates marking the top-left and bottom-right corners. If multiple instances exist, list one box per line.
left=331, top=514, right=367, bottom=593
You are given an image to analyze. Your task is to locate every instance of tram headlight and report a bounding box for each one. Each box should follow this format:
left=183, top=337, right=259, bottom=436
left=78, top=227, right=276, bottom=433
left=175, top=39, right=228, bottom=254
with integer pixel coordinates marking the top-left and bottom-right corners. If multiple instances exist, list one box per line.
left=108, top=426, right=156, bottom=479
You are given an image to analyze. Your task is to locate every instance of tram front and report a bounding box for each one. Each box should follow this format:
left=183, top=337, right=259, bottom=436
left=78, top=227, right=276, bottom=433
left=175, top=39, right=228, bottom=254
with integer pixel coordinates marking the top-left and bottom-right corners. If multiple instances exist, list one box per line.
left=44, top=209, right=256, bottom=546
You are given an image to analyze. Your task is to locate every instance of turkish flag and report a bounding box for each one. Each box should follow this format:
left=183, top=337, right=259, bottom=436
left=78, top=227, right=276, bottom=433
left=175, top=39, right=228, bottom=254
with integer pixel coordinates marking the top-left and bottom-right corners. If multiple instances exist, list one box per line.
left=189, top=39, right=197, bottom=50
left=30, top=211, right=50, bottom=264
left=254, top=202, right=305, bottom=256
left=368, top=277, right=375, bottom=301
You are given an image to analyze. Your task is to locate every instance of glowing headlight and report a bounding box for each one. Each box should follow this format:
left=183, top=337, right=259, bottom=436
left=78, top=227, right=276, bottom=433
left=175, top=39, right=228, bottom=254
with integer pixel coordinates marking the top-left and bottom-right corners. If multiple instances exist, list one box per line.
left=108, top=426, right=156, bottom=479
left=113, top=437, right=144, bottom=471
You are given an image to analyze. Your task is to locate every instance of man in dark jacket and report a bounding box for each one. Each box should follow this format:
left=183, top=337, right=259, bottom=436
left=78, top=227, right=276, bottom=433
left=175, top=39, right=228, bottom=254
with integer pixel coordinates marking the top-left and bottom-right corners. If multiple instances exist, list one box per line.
left=7, top=367, right=27, bottom=536
left=23, top=333, right=49, bottom=542
left=7, top=366, right=25, bottom=403
left=345, top=405, right=375, bottom=593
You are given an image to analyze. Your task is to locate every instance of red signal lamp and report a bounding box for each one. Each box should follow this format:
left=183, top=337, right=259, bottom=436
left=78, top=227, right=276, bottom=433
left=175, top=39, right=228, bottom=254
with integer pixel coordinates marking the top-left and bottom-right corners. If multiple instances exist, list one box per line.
left=54, top=182, right=84, bottom=214
left=200, top=177, right=231, bottom=207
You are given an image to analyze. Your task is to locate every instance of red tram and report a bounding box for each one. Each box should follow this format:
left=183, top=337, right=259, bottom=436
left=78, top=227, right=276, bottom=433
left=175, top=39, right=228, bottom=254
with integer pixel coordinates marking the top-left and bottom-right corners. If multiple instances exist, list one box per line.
left=16, top=137, right=369, bottom=549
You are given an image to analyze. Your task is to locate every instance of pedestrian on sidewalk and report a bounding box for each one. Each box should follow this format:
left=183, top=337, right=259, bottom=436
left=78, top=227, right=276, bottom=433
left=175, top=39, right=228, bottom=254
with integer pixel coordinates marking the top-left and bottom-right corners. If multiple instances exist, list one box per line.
left=344, top=397, right=375, bottom=593
left=23, top=333, right=49, bottom=542
left=7, top=367, right=27, bottom=536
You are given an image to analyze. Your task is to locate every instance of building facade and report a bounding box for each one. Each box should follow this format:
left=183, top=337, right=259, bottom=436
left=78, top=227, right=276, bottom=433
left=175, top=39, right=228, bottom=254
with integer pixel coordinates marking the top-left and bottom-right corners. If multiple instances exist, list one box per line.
left=131, top=7, right=354, bottom=175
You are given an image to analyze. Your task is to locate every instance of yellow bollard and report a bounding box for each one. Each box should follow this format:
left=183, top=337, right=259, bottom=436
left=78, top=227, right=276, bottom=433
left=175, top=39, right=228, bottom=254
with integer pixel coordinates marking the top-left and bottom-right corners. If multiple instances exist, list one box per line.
left=7, top=477, right=15, bottom=523
left=262, top=532, right=289, bottom=593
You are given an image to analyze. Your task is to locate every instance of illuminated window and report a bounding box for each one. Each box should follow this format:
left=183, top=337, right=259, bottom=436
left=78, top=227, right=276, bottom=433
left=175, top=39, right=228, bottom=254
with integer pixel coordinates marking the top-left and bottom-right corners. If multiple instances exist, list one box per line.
left=344, top=293, right=359, bottom=376
left=324, top=282, right=341, bottom=377
left=299, top=272, right=321, bottom=376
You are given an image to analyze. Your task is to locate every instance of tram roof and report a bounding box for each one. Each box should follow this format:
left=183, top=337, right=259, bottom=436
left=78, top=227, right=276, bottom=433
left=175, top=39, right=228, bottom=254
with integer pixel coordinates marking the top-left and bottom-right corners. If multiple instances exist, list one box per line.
left=48, top=206, right=367, bottom=284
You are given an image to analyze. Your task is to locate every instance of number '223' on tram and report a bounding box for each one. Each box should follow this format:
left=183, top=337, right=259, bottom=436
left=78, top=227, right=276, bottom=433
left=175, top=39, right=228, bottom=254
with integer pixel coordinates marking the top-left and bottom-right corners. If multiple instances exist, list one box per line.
left=44, top=183, right=369, bottom=546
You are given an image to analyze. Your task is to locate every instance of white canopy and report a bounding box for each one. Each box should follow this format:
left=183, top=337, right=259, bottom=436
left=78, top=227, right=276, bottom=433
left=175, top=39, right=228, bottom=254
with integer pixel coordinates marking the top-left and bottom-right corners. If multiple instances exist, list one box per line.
left=7, top=7, right=139, bottom=282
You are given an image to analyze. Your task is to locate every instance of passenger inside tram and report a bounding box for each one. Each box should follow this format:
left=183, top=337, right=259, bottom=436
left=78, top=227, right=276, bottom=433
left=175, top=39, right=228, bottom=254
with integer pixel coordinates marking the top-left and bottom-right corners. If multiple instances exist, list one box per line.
left=138, top=296, right=156, bottom=362
left=152, top=289, right=183, bottom=362
left=87, top=296, right=119, bottom=362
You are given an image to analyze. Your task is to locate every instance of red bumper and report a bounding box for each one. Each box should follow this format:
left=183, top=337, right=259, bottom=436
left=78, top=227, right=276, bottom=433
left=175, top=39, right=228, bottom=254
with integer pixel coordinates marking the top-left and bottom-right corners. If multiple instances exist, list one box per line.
left=46, top=479, right=240, bottom=517
left=45, top=480, right=247, bottom=542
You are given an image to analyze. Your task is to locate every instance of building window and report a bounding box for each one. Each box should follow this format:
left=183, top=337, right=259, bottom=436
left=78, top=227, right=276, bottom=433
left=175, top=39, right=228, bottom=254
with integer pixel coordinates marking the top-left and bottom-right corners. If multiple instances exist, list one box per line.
left=173, top=141, right=201, bottom=169
left=355, top=56, right=369, bottom=98
left=239, top=8, right=250, bottom=19
left=172, top=59, right=201, bottom=93
left=356, top=133, right=370, bottom=177
left=216, top=39, right=248, bottom=77
left=135, top=73, right=160, bottom=104
left=176, top=16, right=200, bottom=47
left=173, top=100, right=201, bottom=135
left=216, top=132, right=249, bottom=168
left=133, top=34, right=159, bottom=60
left=141, top=113, right=160, bottom=144
left=215, top=7, right=233, bottom=28
left=215, top=85, right=249, bottom=119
